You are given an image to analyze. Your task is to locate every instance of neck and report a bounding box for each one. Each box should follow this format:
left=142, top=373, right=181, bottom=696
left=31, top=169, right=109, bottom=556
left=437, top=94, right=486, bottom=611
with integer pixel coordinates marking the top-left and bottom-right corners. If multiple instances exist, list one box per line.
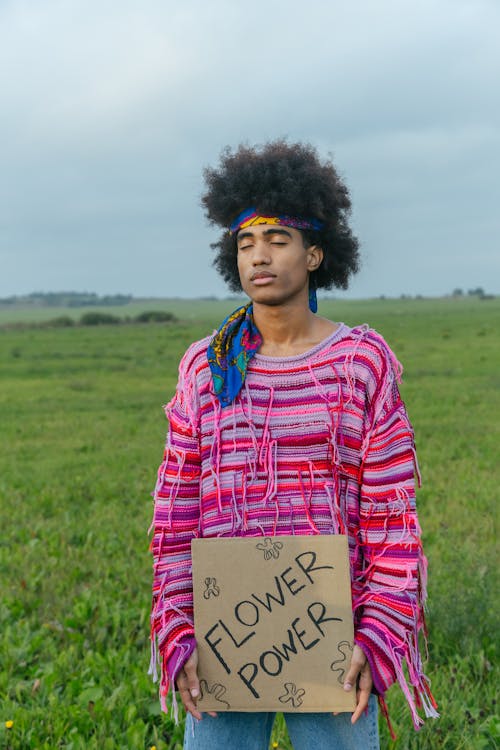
left=252, top=297, right=316, bottom=347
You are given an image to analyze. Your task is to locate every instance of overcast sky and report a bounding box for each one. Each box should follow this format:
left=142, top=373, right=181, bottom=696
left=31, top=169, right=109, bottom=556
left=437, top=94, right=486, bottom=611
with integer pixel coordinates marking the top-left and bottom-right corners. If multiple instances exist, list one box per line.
left=1, top=0, right=498, bottom=299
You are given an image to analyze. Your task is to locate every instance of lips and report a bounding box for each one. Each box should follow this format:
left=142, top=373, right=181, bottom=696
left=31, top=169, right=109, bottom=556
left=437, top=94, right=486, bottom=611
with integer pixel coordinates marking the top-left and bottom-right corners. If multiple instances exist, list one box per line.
left=251, top=271, right=276, bottom=281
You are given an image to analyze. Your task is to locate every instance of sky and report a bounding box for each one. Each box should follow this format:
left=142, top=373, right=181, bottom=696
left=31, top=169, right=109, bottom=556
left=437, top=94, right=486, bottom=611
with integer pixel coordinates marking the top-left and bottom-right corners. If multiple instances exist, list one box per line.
left=1, top=0, right=499, bottom=299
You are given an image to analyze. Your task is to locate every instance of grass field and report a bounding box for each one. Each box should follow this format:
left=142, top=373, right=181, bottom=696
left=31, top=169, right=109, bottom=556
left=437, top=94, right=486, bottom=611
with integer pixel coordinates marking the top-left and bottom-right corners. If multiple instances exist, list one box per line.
left=1, top=297, right=499, bottom=749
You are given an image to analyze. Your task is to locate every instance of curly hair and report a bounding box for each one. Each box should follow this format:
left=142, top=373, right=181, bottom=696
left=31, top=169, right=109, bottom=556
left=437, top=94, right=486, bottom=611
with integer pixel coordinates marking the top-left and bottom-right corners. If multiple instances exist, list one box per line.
left=202, top=139, right=360, bottom=292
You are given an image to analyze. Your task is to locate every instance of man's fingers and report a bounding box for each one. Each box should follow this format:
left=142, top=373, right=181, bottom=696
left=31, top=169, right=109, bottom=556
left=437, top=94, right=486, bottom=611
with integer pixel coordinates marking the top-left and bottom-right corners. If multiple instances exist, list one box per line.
left=184, top=658, right=200, bottom=699
left=180, top=687, right=202, bottom=720
left=343, top=646, right=366, bottom=692
left=177, top=674, right=202, bottom=721
left=358, top=663, right=373, bottom=693
left=175, top=650, right=218, bottom=721
left=351, top=685, right=371, bottom=724
left=177, top=651, right=202, bottom=720
left=342, top=665, right=357, bottom=691
left=350, top=653, right=373, bottom=724
left=340, top=645, right=373, bottom=724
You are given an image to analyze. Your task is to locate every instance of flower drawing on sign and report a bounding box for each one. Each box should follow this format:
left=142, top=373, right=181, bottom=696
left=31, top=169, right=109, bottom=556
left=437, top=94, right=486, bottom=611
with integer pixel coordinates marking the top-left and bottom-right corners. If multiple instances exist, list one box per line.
left=278, top=682, right=306, bottom=708
left=203, top=577, right=220, bottom=599
left=199, top=679, right=231, bottom=709
left=330, top=640, right=354, bottom=684
left=255, top=537, right=284, bottom=560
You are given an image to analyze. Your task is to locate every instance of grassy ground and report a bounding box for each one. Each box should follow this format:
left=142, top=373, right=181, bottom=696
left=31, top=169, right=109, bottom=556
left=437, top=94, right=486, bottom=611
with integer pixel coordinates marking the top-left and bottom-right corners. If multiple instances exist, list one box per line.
left=0, top=297, right=498, bottom=749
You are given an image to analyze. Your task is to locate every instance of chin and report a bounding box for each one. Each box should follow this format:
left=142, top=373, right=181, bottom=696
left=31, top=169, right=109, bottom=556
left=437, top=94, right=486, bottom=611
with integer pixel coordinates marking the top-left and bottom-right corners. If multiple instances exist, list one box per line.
left=249, top=292, right=285, bottom=307
left=252, top=289, right=305, bottom=308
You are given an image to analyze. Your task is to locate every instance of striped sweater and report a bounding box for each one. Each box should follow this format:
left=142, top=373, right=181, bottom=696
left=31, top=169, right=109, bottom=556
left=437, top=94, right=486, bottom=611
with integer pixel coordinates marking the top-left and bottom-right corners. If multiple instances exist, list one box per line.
left=149, top=323, right=438, bottom=731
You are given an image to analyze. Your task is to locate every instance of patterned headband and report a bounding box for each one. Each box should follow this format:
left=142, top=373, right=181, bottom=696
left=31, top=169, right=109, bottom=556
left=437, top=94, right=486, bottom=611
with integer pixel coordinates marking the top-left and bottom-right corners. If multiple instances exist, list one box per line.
left=229, top=207, right=324, bottom=235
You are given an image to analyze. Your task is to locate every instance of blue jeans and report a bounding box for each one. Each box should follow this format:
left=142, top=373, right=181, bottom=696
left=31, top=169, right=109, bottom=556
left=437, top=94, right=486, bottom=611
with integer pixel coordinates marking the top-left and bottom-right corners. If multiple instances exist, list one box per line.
left=184, top=694, right=380, bottom=749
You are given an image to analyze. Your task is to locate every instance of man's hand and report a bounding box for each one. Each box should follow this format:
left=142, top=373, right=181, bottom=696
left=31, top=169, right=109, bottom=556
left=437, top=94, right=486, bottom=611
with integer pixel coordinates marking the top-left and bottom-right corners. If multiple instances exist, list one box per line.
left=341, top=645, right=373, bottom=724
left=176, top=648, right=217, bottom=720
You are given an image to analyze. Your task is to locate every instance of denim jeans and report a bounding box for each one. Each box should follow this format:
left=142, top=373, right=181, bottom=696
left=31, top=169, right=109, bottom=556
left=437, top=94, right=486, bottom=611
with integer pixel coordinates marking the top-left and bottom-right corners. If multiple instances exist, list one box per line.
left=184, top=694, right=380, bottom=749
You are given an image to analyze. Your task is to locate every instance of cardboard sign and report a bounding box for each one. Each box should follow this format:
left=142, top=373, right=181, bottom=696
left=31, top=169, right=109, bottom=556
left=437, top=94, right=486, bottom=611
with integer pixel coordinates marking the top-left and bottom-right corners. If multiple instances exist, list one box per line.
left=192, top=535, right=356, bottom=713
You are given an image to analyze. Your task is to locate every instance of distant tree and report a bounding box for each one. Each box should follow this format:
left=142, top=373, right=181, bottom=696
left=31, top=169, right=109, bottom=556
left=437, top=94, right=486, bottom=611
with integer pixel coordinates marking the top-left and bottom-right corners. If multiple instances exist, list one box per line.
left=100, top=294, right=132, bottom=306
left=1, top=291, right=134, bottom=307
left=467, top=287, right=485, bottom=297
left=79, top=312, right=121, bottom=325
left=134, top=311, right=177, bottom=323
left=43, top=316, right=75, bottom=327
left=452, top=288, right=463, bottom=297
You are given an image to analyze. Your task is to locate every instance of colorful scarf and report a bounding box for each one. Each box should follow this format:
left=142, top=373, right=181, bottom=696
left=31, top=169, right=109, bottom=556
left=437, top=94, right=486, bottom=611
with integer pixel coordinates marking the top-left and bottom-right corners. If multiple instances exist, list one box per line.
left=207, top=303, right=262, bottom=407
left=208, top=290, right=318, bottom=407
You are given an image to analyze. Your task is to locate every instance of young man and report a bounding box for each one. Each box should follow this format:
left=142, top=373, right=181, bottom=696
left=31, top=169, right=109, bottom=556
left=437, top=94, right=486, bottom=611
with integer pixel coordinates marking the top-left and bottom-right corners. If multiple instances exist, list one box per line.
left=149, top=141, right=437, bottom=749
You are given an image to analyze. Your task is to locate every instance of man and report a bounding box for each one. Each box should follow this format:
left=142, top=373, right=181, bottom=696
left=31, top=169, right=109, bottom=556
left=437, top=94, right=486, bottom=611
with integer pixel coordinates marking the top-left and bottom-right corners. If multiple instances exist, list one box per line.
left=149, top=141, right=437, bottom=749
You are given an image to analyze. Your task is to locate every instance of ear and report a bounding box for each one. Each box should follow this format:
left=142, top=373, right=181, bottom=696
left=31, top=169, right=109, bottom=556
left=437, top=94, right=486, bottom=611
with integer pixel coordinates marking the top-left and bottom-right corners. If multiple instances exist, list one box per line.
left=306, top=245, right=324, bottom=272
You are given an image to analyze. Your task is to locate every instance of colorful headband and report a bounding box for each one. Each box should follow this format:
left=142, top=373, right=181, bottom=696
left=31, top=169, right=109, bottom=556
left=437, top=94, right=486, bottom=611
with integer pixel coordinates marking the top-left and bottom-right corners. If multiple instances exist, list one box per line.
left=229, top=207, right=324, bottom=235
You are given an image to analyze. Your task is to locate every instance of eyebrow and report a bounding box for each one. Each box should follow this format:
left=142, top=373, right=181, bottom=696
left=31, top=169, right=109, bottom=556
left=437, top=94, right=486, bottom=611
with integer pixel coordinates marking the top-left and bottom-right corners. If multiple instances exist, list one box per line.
left=237, top=228, right=293, bottom=242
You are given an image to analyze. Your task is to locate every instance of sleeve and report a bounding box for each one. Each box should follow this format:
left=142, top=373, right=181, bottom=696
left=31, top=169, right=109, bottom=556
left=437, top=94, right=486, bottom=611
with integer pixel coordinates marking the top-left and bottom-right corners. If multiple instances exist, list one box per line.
left=148, top=351, right=201, bottom=716
left=353, top=344, right=439, bottom=732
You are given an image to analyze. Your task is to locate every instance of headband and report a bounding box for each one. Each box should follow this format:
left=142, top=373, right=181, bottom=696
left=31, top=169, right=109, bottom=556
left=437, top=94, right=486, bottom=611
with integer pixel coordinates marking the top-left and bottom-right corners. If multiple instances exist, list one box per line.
left=229, top=207, right=324, bottom=235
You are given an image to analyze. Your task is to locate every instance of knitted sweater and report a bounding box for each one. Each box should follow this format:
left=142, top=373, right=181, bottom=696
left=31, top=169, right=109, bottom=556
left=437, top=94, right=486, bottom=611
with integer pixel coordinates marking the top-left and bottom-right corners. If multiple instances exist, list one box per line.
left=149, top=323, right=437, bottom=731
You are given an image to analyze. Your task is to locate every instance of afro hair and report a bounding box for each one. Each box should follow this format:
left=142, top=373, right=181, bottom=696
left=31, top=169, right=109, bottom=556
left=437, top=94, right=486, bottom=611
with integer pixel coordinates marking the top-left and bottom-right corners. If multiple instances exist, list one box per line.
left=202, top=139, right=360, bottom=292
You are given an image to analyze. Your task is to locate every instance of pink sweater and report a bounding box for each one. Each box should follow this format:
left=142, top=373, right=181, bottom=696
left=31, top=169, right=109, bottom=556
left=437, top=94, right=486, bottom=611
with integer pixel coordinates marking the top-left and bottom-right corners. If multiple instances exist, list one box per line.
left=149, top=323, right=437, bottom=731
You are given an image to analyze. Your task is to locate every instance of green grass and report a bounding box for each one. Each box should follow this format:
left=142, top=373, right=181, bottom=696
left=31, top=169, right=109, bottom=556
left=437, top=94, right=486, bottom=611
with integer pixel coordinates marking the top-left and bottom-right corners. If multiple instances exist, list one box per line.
left=0, top=297, right=499, bottom=749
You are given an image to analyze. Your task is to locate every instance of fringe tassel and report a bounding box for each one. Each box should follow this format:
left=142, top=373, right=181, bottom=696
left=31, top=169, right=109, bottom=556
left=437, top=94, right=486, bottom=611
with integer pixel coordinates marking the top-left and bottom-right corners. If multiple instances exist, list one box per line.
left=153, top=636, right=194, bottom=725
left=378, top=694, right=397, bottom=741
left=383, top=626, right=439, bottom=731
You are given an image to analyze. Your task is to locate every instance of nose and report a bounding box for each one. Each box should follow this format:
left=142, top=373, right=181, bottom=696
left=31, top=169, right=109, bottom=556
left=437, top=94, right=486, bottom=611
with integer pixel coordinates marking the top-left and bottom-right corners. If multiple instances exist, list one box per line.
left=250, top=238, right=271, bottom=265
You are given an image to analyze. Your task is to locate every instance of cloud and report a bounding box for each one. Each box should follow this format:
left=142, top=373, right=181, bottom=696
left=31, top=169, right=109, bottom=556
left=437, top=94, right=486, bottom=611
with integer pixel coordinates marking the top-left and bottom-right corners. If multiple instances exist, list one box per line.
left=0, top=0, right=499, bottom=297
